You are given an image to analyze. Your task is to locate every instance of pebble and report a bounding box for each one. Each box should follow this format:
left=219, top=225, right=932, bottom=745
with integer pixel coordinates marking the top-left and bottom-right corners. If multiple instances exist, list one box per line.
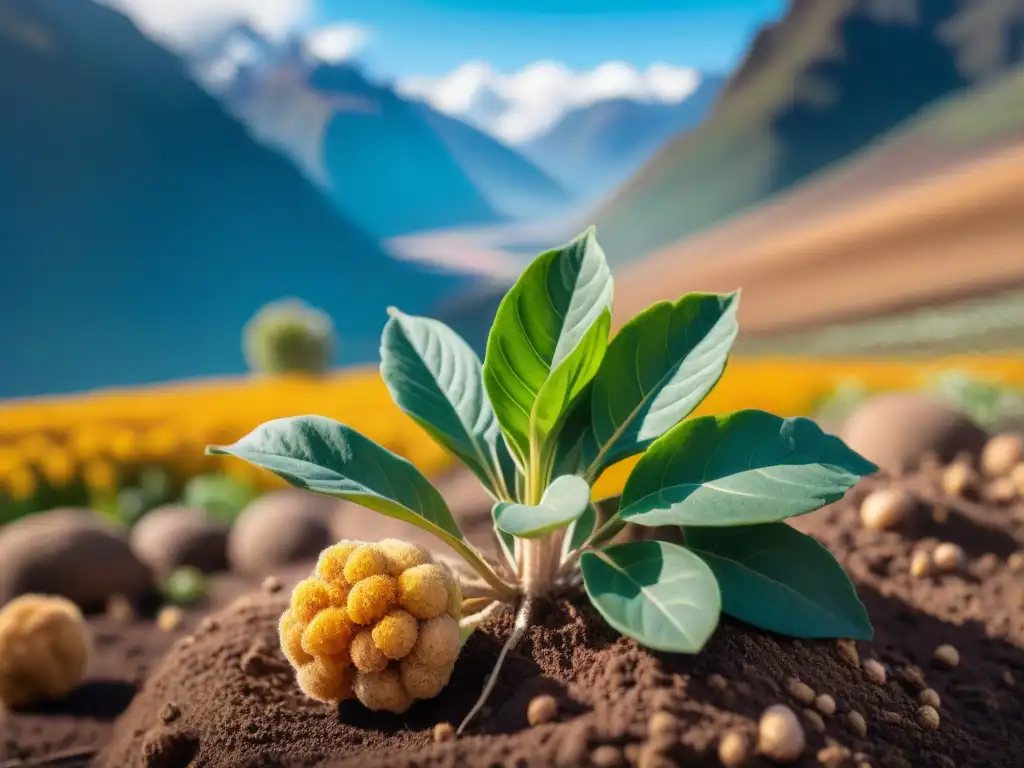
left=985, top=477, right=1018, bottom=503
left=817, top=745, right=853, bottom=767
left=527, top=694, right=558, bottom=726
left=916, top=705, right=941, bottom=730
left=156, top=606, right=185, bottom=632
left=836, top=639, right=860, bottom=667
left=941, top=462, right=972, bottom=497
left=847, top=710, right=868, bottom=738
left=261, top=575, right=283, bottom=594
left=932, top=543, right=966, bottom=573
left=718, top=730, right=751, bottom=767
left=647, top=711, right=677, bottom=738
left=802, top=708, right=826, bottom=733
left=863, top=659, right=887, bottom=685
left=910, top=551, right=932, bottom=578
left=860, top=488, right=914, bottom=530
left=757, top=704, right=806, bottom=763
left=785, top=677, right=815, bottom=705
left=1008, top=551, right=1024, bottom=573
left=707, top=673, right=728, bottom=691
left=106, top=594, right=136, bottom=625
left=815, top=694, right=837, bottom=715
left=919, top=688, right=941, bottom=708
left=934, top=644, right=960, bottom=668
left=980, top=434, right=1022, bottom=476
left=591, top=745, right=625, bottom=768
left=432, top=722, right=455, bottom=743
left=900, top=665, right=927, bottom=689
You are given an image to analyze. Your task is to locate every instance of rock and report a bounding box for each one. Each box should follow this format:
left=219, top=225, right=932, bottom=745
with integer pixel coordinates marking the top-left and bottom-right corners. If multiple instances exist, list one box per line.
left=227, top=490, right=337, bottom=575
left=0, top=509, right=151, bottom=611
left=130, top=506, right=228, bottom=575
left=980, top=434, right=1023, bottom=477
left=841, top=394, right=988, bottom=475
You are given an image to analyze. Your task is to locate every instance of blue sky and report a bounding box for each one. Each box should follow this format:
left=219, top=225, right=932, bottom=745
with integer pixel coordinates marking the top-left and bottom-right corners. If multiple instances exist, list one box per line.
left=313, top=0, right=784, bottom=78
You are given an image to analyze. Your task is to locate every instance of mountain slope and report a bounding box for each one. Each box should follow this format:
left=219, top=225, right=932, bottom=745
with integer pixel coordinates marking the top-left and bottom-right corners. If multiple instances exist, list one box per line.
left=593, top=0, right=1024, bottom=265
left=0, top=0, right=475, bottom=398
left=412, top=102, right=573, bottom=220
left=522, top=77, right=726, bottom=198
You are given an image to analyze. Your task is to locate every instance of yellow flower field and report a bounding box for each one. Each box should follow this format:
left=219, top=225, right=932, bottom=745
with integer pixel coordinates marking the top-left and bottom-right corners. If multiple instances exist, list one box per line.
left=0, top=356, right=1021, bottom=510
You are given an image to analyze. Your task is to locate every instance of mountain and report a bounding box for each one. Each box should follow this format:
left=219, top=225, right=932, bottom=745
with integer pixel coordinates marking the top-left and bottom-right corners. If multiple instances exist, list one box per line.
left=0, top=0, right=477, bottom=398
left=521, top=77, right=726, bottom=199
left=204, top=43, right=503, bottom=239
left=412, top=103, right=573, bottom=220
left=592, top=0, right=1024, bottom=265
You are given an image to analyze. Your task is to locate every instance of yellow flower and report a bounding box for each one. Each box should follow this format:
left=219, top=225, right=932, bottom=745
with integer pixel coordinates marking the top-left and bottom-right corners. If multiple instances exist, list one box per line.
left=4, top=465, right=38, bottom=501
left=38, top=451, right=76, bottom=487
left=82, top=459, right=118, bottom=493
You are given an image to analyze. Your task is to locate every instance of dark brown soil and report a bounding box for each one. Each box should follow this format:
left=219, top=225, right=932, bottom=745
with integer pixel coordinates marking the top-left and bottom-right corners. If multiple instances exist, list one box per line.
left=4, top=462, right=1024, bottom=767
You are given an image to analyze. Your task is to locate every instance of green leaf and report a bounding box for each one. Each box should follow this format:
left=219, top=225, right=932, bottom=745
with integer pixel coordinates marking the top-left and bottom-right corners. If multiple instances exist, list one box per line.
left=581, top=540, right=720, bottom=653
left=563, top=502, right=597, bottom=558
left=207, top=415, right=466, bottom=548
left=494, top=475, right=590, bottom=539
left=483, top=227, right=613, bottom=466
left=583, top=292, right=740, bottom=479
left=686, top=523, right=873, bottom=640
left=619, top=410, right=878, bottom=528
left=380, top=309, right=511, bottom=499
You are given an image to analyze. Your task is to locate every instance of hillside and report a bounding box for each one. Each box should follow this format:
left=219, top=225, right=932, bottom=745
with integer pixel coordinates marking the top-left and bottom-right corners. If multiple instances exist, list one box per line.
left=412, top=102, right=573, bottom=220
left=0, top=0, right=476, bottom=398
left=522, top=76, right=725, bottom=198
left=592, top=0, right=1024, bottom=265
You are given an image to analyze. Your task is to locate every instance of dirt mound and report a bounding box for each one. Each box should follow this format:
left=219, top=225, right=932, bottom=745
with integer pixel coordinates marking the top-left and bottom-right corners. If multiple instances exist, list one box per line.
left=98, top=563, right=1020, bottom=767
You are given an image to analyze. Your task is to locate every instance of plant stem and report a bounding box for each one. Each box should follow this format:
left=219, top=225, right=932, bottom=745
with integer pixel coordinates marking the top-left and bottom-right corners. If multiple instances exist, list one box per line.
left=449, top=540, right=519, bottom=602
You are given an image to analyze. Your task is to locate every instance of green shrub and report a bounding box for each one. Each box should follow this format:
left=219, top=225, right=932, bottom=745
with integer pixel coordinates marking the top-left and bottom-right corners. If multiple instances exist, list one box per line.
left=243, top=298, right=335, bottom=375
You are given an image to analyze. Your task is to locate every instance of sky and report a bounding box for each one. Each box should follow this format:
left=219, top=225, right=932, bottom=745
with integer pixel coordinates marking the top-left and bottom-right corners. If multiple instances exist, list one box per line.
left=108, top=0, right=785, bottom=142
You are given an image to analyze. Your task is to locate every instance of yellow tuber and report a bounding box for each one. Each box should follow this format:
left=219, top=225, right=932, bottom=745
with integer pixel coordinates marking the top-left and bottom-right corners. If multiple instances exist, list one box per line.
left=279, top=539, right=463, bottom=713
left=0, top=594, right=92, bottom=708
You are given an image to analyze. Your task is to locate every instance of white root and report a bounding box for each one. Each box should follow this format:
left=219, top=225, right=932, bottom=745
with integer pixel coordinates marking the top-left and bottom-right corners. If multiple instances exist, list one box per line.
left=457, top=597, right=534, bottom=736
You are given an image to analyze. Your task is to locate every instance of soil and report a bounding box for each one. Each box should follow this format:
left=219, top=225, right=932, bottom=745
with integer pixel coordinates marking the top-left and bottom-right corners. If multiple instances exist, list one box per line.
left=2, top=461, right=1023, bottom=768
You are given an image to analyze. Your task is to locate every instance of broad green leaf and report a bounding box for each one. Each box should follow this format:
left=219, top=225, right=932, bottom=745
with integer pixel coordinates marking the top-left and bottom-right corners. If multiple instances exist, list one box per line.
left=494, top=475, right=590, bottom=539
left=619, top=410, right=878, bottom=528
left=581, top=540, right=720, bottom=653
left=483, top=227, right=613, bottom=465
left=686, top=523, right=873, bottom=640
left=583, top=292, right=739, bottom=479
left=207, top=415, right=466, bottom=547
left=491, top=502, right=517, bottom=570
left=380, top=309, right=510, bottom=499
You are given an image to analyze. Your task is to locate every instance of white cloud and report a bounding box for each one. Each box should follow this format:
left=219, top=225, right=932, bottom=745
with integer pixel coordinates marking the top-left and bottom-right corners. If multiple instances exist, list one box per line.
left=304, top=24, right=370, bottom=63
left=101, top=0, right=313, bottom=49
left=397, top=60, right=701, bottom=144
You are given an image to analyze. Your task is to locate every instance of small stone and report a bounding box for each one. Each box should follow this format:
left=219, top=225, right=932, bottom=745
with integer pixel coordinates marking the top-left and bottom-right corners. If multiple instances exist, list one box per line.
left=734, top=681, right=753, bottom=697
left=707, top=673, right=728, bottom=690
left=919, top=688, right=941, bottom=708
left=1012, top=463, right=1024, bottom=493
left=846, top=710, right=867, bottom=738
left=156, top=606, right=184, bottom=633
left=199, top=617, right=219, bottom=633
left=910, top=551, right=932, bottom=578
left=863, top=659, right=887, bottom=685
left=860, top=488, right=914, bottom=530
left=984, top=477, right=1018, bottom=504
left=932, top=543, right=966, bottom=573
left=757, top=704, right=805, bottom=763
left=433, top=722, right=455, bottom=743
left=934, top=644, right=960, bottom=668
left=879, top=710, right=901, bottom=724
left=981, top=434, right=1022, bottom=476
left=527, top=694, right=558, bottom=726
left=261, top=575, right=283, bottom=594
left=636, top=744, right=674, bottom=768
left=941, top=461, right=973, bottom=497
left=836, top=639, right=860, bottom=667
left=623, top=744, right=641, bottom=764
left=106, top=594, right=136, bottom=624
left=815, top=694, right=837, bottom=715
left=650, top=689, right=675, bottom=712
left=916, top=705, right=940, bottom=730
left=718, top=729, right=752, bottom=767
left=932, top=505, right=951, bottom=524
left=803, top=708, right=826, bottom=733
left=591, top=745, right=625, bottom=767
left=817, top=745, right=852, bottom=768
left=648, top=711, right=677, bottom=738
left=158, top=702, right=181, bottom=724
left=1003, top=668, right=1016, bottom=686
left=900, top=665, right=927, bottom=689
left=785, top=677, right=816, bottom=705
left=1008, top=552, right=1024, bottom=573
